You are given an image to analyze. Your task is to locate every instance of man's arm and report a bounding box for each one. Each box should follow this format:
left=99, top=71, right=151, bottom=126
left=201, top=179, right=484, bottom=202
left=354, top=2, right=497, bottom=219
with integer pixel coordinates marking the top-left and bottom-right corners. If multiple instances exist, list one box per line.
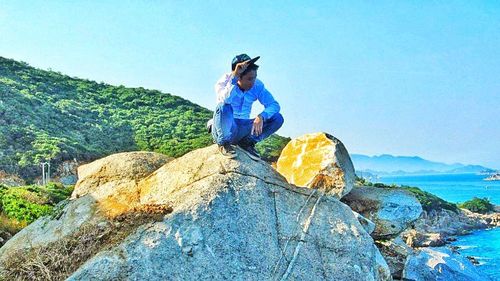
left=251, top=80, right=280, bottom=136
left=215, top=61, right=251, bottom=104
left=256, top=80, right=280, bottom=121
left=215, top=73, right=238, bottom=104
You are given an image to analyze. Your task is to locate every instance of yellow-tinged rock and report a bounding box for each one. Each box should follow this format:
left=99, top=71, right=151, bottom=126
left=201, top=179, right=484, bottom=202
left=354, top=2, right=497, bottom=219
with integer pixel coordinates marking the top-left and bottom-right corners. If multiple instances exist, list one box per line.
left=276, top=132, right=355, bottom=198
left=72, top=151, right=172, bottom=218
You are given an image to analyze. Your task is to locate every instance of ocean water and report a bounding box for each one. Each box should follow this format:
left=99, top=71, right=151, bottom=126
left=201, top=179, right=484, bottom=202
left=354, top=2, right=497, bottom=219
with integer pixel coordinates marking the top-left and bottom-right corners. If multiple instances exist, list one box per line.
left=378, top=173, right=500, bottom=280
left=451, top=228, right=500, bottom=280
left=378, top=173, right=500, bottom=205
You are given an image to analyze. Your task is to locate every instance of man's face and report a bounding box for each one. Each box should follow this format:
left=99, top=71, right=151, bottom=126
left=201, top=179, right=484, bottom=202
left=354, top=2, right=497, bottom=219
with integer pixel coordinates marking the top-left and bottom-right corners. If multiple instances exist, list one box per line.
left=238, top=70, right=257, bottom=91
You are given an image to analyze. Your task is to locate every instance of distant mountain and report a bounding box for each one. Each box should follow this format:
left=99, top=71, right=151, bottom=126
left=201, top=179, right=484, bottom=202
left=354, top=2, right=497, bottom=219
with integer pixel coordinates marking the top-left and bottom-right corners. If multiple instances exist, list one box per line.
left=351, top=154, right=494, bottom=175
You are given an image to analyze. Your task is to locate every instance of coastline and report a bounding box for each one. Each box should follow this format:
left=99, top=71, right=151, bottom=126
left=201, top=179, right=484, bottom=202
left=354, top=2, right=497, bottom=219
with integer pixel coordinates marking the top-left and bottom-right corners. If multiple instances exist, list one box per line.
left=402, top=208, right=500, bottom=249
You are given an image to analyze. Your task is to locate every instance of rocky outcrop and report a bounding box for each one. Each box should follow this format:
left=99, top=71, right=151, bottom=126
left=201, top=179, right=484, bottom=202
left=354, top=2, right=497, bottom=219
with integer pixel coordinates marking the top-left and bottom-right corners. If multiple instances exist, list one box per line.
left=341, top=186, right=422, bottom=239
left=54, top=159, right=81, bottom=185
left=72, top=151, right=172, bottom=217
left=403, top=247, right=490, bottom=281
left=0, top=171, right=25, bottom=187
left=400, top=208, right=492, bottom=247
left=376, top=237, right=414, bottom=280
left=484, top=173, right=500, bottom=181
left=0, top=145, right=391, bottom=280
left=462, top=209, right=500, bottom=227
left=276, top=132, right=355, bottom=198
left=404, top=230, right=446, bottom=248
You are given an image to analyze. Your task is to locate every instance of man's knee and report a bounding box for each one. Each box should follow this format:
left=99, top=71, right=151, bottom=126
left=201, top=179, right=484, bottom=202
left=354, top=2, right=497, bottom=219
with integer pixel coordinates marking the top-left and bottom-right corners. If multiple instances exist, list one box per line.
left=269, top=113, right=284, bottom=128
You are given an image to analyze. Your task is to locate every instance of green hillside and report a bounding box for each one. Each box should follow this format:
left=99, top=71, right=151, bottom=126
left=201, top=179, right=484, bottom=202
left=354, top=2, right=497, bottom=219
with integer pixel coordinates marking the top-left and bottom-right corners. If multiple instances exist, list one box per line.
left=0, top=56, right=290, bottom=181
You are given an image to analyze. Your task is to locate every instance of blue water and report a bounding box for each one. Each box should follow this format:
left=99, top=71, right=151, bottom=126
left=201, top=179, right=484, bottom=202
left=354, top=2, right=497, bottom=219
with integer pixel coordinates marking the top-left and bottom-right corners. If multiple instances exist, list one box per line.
left=378, top=173, right=500, bottom=280
left=451, top=228, right=500, bottom=280
left=379, top=173, right=500, bottom=205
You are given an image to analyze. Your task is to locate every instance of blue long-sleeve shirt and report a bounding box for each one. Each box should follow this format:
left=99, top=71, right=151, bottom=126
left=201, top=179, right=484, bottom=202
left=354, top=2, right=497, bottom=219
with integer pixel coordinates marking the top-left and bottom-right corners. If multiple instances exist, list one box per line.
left=215, top=73, right=280, bottom=121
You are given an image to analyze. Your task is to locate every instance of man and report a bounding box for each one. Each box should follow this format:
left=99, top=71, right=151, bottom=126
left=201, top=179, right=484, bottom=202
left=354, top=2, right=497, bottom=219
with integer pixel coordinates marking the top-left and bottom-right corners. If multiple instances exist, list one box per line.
left=209, top=54, right=284, bottom=160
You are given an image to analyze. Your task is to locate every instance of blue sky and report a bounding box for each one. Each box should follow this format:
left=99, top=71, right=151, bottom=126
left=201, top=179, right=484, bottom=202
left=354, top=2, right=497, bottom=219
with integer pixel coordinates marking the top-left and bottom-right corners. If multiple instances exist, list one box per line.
left=1, top=1, right=499, bottom=168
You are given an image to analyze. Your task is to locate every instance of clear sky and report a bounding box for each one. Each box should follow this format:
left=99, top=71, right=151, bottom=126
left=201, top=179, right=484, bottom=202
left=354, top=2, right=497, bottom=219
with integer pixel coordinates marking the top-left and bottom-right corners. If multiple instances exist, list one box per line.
left=1, top=1, right=499, bottom=168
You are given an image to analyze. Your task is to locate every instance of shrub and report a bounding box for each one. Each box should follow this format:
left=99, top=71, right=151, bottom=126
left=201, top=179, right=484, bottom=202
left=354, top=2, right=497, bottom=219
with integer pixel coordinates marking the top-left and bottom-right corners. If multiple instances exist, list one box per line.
left=1, top=188, right=53, bottom=222
left=0, top=184, right=73, bottom=224
left=458, top=197, right=495, bottom=214
left=256, top=134, right=291, bottom=163
left=402, top=186, right=459, bottom=213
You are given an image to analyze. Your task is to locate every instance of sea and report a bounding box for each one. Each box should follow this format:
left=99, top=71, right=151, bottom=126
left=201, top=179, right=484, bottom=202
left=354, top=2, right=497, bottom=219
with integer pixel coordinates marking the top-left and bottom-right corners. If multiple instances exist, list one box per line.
left=379, top=173, right=500, bottom=280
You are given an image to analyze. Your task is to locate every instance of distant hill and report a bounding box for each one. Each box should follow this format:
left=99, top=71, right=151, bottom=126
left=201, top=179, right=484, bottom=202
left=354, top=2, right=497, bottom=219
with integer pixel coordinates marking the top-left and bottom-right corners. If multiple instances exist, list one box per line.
left=351, top=154, right=494, bottom=175
left=0, top=56, right=289, bottom=181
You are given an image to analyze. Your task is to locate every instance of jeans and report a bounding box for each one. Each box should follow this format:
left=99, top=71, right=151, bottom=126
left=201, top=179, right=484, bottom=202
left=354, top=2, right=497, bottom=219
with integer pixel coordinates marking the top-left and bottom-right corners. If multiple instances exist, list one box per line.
left=212, top=103, right=284, bottom=146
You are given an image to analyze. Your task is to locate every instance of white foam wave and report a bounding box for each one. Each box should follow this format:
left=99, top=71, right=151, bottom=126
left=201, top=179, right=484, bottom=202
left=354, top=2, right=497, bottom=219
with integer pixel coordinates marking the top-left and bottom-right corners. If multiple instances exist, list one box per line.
left=458, top=245, right=477, bottom=250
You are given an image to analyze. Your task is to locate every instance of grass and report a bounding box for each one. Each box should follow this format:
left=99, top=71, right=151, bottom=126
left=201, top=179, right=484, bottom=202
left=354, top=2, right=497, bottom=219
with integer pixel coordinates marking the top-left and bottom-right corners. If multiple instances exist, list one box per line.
left=0, top=213, right=27, bottom=234
left=0, top=206, right=171, bottom=280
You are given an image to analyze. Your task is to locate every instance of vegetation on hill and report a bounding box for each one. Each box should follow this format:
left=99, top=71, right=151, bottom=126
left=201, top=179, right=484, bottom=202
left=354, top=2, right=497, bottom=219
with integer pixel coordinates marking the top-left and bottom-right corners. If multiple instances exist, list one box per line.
left=355, top=176, right=459, bottom=213
left=256, top=134, right=290, bottom=162
left=458, top=197, right=495, bottom=214
left=0, top=183, right=73, bottom=234
left=0, top=56, right=290, bottom=181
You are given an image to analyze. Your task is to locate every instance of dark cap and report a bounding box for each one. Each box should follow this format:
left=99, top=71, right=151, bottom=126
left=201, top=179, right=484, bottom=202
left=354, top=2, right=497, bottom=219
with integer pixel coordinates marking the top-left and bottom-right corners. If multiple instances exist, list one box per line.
left=231, top=54, right=260, bottom=70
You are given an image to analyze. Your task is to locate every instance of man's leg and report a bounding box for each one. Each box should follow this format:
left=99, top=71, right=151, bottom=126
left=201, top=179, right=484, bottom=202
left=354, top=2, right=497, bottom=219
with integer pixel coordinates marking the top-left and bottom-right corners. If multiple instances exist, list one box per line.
left=212, top=103, right=238, bottom=158
left=252, top=113, right=284, bottom=143
left=234, top=113, right=284, bottom=159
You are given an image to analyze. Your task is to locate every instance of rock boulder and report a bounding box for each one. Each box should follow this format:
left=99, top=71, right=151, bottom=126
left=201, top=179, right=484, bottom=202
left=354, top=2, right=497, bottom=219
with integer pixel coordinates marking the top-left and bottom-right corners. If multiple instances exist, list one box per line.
left=342, top=186, right=422, bottom=239
left=72, top=151, right=172, bottom=217
left=403, top=247, right=490, bottom=281
left=276, top=132, right=355, bottom=198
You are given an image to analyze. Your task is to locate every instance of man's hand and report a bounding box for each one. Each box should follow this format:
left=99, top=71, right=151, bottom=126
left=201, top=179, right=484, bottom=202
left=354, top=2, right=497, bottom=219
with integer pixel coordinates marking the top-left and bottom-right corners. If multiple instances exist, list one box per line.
left=252, top=115, right=263, bottom=136
left=233, top=60, right=250, bottom=78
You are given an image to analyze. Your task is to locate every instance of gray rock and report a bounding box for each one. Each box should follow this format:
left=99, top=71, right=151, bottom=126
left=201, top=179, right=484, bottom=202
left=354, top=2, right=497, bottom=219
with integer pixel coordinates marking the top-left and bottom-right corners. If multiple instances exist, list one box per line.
left=403, top=247, right=491, bottom=281
left=59, top=175, right=78, bottom=185
left=2, top=145, right=392, bottom=280
left=353, top=211, right=376, bottom=235
left=342, top=186, right=422, bottom=239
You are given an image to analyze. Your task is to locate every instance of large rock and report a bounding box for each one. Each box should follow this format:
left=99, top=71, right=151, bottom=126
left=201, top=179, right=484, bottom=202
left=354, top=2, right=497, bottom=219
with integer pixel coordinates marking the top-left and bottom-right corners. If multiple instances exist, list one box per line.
left=403, top=247, right=491, bottom=281
left=276, top=132, right=355, bottom=198
left=342, top=186, right=422, bottom=239
left=0, top=145, right=391, bottom=280
left=72, top=151, right=172, bottom=217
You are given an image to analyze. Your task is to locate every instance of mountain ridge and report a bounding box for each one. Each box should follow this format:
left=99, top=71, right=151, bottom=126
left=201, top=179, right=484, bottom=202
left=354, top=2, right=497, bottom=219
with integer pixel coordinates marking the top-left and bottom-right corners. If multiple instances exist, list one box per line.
left=351, top=153, right=494, bottom=175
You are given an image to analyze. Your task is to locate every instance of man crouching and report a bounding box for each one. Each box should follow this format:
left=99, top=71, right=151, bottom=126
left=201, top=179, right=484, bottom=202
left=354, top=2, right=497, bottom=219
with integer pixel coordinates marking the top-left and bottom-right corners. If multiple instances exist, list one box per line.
left=210, top=54, right=284, bottom=160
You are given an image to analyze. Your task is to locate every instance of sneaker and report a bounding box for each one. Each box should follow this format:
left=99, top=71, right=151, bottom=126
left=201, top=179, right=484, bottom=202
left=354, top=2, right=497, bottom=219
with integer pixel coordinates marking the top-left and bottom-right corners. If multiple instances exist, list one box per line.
left=239, top=144, right=261, bottom=161
left=218, top=144, right=237, bottom=159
